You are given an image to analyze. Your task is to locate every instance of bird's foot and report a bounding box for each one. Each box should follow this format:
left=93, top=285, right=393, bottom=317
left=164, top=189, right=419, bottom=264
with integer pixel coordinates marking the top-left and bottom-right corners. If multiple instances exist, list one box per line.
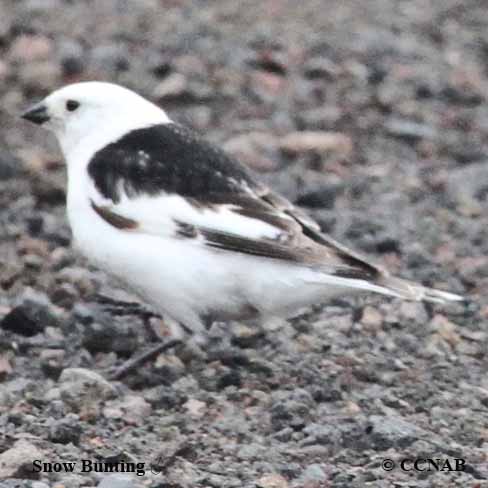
left=94, top=293, right=161, bottom=320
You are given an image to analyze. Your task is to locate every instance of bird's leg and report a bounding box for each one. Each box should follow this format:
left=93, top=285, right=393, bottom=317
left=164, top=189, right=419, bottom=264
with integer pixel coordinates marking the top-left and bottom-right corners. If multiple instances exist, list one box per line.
left=108, top=337, right=182, bottom=380
left=96, top=295, right=185, bottom=380
left=107, top=316, right=186, bottom=380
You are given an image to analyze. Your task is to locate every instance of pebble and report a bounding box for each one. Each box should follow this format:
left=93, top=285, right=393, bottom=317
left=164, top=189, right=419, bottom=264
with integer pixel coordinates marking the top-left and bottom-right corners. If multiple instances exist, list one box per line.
left=58, top=367, right=117, bottom=412
left=153, top=72, right=188, bottom=100
left=385, top=117, right=437, bottom=142
left=0, top=354, right=13, bottom=377
left=59, top=39, right=85, bottom=77
left=1, top=293, right=59, bottom=336
left=293, top=464, right=328, bottom=487
left=249, top=50, right=288, bottom=75
left=303, top=57, right=340, bottom=79
left=270, top=389, right=315, bottom=432
left=103, top=395, right=151, bottom=425
left=91, top=43, right=130, bottom=72
left=360, top=305, right=383, bottom=330
left=0, top=439, right=43, bottom=478
left=143, top=385, right=188, bottom=410
left=279, top=131, right=352, bottom=158
left=398, top=301, right=428, bottom=325
left=57, top=266, right=99, bottom=296
left=184, top=398, right=206, bottom=417
left=429, top=314, right=461, bottom=347
left=447, top=162, right=488, bottom=208
left=367, top=415, right=426, bottom=450
left=48, top=414, right=82, bottom=444
left=81, top=318, right=138, bottom=357
left=40, top=348, right=65, bottom=378
left=223, top=132, right=279, bottom=172
left=295, top=183, right=344, bottom=209
left=302, top=423, right=341, bottom=446
left=97, top=474, right=137, bottom=488
left=18, top=61, right=61, bottom=91
left=9, top=35, right=53, bottom=62
left=50, top=282, right=79, bottom=308
left=0, top=150, right=22, bottom=179
left=257, top=473, right=289, bottom=488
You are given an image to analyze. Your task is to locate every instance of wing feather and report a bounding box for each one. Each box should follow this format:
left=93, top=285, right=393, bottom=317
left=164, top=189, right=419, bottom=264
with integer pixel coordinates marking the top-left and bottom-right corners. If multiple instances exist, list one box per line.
left=88, top=122, right=383, bottom=280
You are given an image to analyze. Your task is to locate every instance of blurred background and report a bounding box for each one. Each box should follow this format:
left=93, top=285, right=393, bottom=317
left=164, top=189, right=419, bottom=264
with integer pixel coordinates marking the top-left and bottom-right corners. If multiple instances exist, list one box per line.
left=1, top=1, right=487, bottom=487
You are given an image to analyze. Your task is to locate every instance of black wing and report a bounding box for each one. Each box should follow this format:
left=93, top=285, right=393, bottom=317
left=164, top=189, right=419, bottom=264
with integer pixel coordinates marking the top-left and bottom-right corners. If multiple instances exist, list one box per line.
left=88, top=122, right=382, bottom=280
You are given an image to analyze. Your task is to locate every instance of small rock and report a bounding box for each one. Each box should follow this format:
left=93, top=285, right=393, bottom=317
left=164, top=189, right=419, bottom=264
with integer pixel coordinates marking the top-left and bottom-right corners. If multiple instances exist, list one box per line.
left=91, top=43, right=130, bottom=72
left=1, top=293, right=59, bottom=336
left=104, top=395, right=151, bottom=425
left=367, top=415, right=426, bottom=450
left=0, top=59, right=11, bottom=82
left=153, top=72, right=188, bottom=100
left=19, top=62, right=61, bottom=91
left=97, top=474, right=137, bottom=488
left=258, top=473, right=289, bottom=488
left=81, top=319, right=138, bottom=357
left=49, top=247, right=73, bottom=270
left=23, top=254, right=44, bottom=270
left=48, top=414, right=82, bottom=444
left=295, top=183, right=344, bottom=209
left=270, top=389, right=315, bottom=431
left=17, top=236, right=49, bottom=257
left=398, top=301, right=428, bottom=324
left=232, top=323, right=265, bottom=348
left=10, top=35, right=52, bottom=62
left=31, top=483, right=50, bottom=488
left=430, top=314, right=461, bottom=347
left=223, top=132, right=279, bottom=172
left=447, top=162, right=488, bottom=209
left=0, top=439, right=43, bottom=478
left=294, top=464, right=327, bottom=487
left=150, top=55, right=172, bottom=78
left=249, top=50, right=288, bottom=75
left=59, top=368, right=116, bottom=412
left=385, top=117, right=436, bottom=142
left=154, top=353, right=186, bottom=381
left=0, top=354, right=13, bottom=378
left=184, top=398, right=206, bottom=417
left=360, top=306, right=383, bottom=330
left=57, top=266, right=99, bottom=296
left=29, top=172, right=66, bottom=206
left=279, top=131, right=352, bottom=158
left=296, top=106, right=342, bottom=131
left=217, top=368, right=242, bottom=389
left=303, top=57, right=340, bottom=79
left=302, top=423, right=341, bottom=445
left=251, top=71, right=286, bottom=99
left=40, top=348, right=65, bottom=379
left=59, top=39, right=85, bottom=77
left=143, top=385, right=188, bottom=410
left=237, top=442, right=267, bottom=461
left=50, top=282, right=79, bottom=308
left=0, top=149, right=22, bottom=179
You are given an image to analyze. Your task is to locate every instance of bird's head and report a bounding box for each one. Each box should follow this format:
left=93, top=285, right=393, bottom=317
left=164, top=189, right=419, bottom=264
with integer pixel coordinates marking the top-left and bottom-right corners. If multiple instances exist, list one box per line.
left=21, top=81, right=170, bottom=157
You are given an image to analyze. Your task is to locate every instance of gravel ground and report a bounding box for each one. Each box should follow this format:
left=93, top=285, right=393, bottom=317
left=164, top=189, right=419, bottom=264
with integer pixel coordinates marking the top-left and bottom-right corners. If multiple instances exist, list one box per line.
left=1, top=1, right=488, bottom=487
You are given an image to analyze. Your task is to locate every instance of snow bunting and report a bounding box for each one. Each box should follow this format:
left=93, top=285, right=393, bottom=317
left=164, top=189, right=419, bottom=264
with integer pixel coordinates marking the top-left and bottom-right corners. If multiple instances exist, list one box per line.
left=21, top=82, right=464, bottom=336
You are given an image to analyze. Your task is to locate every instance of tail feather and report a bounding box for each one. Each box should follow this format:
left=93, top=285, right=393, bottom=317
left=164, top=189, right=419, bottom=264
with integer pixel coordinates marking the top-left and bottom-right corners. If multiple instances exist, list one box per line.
left=379, top=276, right=465, bottom=304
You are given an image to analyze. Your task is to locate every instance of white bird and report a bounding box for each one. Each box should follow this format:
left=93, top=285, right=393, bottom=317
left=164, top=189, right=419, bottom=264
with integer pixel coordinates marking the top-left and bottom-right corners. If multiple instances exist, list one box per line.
left=21, top=81, right=464, bottom=344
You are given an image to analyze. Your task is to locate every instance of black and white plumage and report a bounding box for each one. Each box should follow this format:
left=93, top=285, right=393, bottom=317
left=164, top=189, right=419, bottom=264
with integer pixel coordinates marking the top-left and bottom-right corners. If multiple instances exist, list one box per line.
left=21, top=81, right=463, bottom=335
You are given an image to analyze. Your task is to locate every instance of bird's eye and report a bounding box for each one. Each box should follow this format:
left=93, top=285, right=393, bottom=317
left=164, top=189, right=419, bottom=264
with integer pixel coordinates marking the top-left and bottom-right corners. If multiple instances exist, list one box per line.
left=66, top=100, right=80, bottom=112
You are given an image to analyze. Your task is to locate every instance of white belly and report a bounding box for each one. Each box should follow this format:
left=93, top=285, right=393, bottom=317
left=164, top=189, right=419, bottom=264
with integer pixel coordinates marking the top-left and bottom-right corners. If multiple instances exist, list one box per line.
left=67, top=199, right=352, bottom=332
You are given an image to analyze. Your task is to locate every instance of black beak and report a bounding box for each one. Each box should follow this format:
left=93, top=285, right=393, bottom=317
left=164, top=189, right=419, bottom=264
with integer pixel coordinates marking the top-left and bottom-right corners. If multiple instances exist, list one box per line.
left=21, top=103, right=50, bottom=125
